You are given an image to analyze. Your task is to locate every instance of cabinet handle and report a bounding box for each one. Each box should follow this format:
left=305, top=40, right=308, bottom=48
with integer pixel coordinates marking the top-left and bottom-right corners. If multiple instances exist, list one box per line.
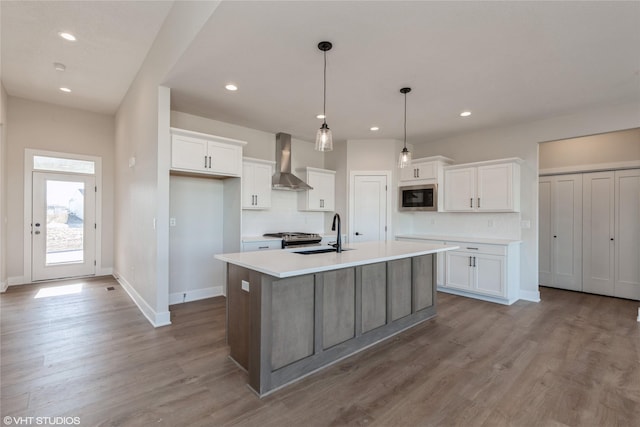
left=466, top=247, right=479, bottom=250
left=470, top=198, right=473, bottom=208
left=258, top=246, right=269, bottom=249
left=469, top=256, right=472, bottom=267
left=208, top=156, right=212, bottom=169
left=473, top=256, right=476, bottom=267
left=255, top=195, right=258, bottom=205
left=477, top=198, right=480, bottom=208
left=204, top=155, right=208, bottom=168
left=416, top=168, right=419, bottom=178
left=610, top=238, right=614, bottom=241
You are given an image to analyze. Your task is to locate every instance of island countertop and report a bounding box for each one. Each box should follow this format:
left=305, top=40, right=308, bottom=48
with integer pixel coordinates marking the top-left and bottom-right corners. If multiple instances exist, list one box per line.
left=215, top=240, right=458, bottom=278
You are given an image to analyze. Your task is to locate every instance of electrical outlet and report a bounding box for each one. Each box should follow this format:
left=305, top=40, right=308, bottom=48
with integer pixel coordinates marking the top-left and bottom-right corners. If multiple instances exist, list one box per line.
left=241, top=280, right=250, bottom=292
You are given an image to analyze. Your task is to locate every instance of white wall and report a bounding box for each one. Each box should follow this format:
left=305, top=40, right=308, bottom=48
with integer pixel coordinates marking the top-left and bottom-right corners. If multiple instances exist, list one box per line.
left=169, top=175, right=225, bottom=304
left=0, top=83, right=7, bottom=291
left=540, top=127, right=640, bottom=170
left=5, top=96, right=115, bottom=284
left=412, top=101, right=640, bottom=302
left=114, top=2, right=220, bottom=326
left=170, top=110, right=327, bottom=237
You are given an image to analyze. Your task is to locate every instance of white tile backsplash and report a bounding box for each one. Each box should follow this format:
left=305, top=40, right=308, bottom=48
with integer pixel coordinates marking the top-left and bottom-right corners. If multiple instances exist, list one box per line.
left=242, top=190, right=326, bottom=235
left=397, top=211, right=522, bottom=240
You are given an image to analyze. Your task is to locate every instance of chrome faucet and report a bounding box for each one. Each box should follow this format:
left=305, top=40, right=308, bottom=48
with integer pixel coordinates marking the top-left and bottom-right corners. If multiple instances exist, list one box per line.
left=331, top=213, right=342, bottom=253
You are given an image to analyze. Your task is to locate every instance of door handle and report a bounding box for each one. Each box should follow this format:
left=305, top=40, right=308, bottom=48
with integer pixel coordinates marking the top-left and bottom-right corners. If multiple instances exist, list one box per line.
left=34, top=230, right=41, bottom=235
left=355, top=232, right=363, bottom=236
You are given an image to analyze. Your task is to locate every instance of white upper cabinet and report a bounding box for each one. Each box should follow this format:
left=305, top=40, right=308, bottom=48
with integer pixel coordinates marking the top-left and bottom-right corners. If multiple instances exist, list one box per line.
left=170, top=128, right=246, bottom=177
left=242, top=158, right=274, bottom=210
left=399, top=156, right=453, bottom=184
left=297, top=167, right=336, bottom=212
left=444, top=158, right=522, bottom=212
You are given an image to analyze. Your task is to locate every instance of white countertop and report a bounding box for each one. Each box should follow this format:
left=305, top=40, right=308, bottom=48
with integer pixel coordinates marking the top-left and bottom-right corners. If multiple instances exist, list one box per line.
left=216, top=240, right=458, bottom=278
left=396, top=234, right=522, bottom=246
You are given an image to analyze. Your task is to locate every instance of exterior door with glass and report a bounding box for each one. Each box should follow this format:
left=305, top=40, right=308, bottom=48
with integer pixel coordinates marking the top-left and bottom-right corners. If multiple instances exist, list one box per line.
left=32, top=172, right=96, bottom=281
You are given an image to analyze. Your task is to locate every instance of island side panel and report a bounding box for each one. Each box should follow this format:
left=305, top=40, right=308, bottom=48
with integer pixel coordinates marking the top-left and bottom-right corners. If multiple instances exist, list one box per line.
left=322, top=269, right=356, bottom=349
left=270, top=275, right=315, bottom=371
left=413, top=254, right=435, bottom=312
left=227, top=264, right=250, bottom=370
left=388, top=258, right=412, bottom=321
left=360, top=262, right=387, bottom=333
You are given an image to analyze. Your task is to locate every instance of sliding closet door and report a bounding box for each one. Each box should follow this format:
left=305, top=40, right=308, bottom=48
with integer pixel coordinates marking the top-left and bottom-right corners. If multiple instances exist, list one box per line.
left=583, top=172, right=615, bottom=296
left=614, top=169, right=640, bottom=300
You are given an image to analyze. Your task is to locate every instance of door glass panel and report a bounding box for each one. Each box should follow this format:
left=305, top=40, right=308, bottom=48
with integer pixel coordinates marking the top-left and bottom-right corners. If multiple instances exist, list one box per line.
left=34, top=155, right=95, bottom=174
left=45, top=180, right=84, bottom=265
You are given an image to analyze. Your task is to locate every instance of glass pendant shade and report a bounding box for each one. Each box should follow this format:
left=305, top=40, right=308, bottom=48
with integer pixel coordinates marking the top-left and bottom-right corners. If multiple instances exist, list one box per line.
left=398, top=147, right=412, bottom=168
left=315, top=122, right=333, bottom=151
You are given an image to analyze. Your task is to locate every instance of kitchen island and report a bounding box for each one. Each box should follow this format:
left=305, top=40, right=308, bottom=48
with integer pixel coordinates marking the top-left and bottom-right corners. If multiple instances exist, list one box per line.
left=215, top=240, right=457, bottom=396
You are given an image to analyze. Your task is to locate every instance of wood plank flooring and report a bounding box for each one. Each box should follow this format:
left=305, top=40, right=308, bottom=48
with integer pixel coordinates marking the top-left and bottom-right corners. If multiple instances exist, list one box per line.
left=1, top=276, right=639, bottom=426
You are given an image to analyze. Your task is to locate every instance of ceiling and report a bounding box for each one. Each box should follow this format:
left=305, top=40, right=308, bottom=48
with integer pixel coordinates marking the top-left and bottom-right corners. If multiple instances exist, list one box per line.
left=3, top=1, right=639, bottom=144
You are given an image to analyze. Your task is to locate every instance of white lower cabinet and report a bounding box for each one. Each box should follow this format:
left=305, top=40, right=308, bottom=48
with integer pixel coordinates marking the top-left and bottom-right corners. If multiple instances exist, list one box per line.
left=242, top=239, right=282, bottom=252
left=396, top=235, right=521, bottom=304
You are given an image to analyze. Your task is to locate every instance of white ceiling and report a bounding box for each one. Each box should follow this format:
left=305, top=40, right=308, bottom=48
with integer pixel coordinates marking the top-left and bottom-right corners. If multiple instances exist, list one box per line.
left=3, top=1, right=639, bottom=143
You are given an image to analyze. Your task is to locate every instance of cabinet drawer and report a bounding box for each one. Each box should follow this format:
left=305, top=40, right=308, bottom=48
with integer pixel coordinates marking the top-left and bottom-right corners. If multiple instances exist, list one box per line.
left=242, top=240, right=282, bottom=252
left=447, top=242, right=506, bottom=256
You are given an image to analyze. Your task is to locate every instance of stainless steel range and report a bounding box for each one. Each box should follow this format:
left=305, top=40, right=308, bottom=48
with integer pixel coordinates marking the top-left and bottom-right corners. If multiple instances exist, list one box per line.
left=263, top=232, right=322, bottom=249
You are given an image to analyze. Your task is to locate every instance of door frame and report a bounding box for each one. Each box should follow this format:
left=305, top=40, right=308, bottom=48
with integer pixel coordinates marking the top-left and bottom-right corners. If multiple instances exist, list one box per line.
left=23, top=149, right=103, bottom=284
left=348, top=170, right=393, bottom=243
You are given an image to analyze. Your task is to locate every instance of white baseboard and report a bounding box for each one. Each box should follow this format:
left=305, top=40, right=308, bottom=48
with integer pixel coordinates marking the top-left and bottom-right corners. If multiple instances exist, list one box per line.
left=113, top=269, right=172, bottom=328
left=0, top=280, right=8, bottom=293
left=169, top=286, right=224, bottom=305
left=437, top=286, right=516, bottom=305
left=8, top=275, right=28, bottom=286
left=519, top=289, right=541, bottom=303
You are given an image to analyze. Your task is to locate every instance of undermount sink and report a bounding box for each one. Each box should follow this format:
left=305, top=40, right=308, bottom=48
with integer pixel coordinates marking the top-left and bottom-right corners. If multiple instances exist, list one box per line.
left=293, top=246, right=354, bottom=255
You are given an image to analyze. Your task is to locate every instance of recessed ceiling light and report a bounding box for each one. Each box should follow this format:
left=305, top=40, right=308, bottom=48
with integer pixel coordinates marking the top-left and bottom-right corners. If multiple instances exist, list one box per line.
left=58, top=32, right=76, bottom=42
left=225, top=84, right=238, bottom=91
left=316, top=114, right=326, bottom=119
left=59, top=87, right=72, bottom=93
left=54, top=62, right=66, bottom=72
left=460, top=111, right=472, bottom=117
left=370, top=126, right=380, bottom=131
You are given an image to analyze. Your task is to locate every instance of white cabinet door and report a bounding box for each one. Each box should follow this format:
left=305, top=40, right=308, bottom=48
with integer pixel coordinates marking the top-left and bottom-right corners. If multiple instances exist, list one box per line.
left=583, top=172, right=615, bottom=296
left=614, top=169, right=640, bottom=300
left=477, top=163, right=514, bottom=211
left=474, top=254, right=505, bottom=297
left=207, top=141, right=242, bottom=177
left=444, top=167, right=476, bottom=211
left=445, top=251, right=473, bottom=290
left=299, top=168, right=335, bottom=211
left=242, top=160, right=273, bottom=209
left=171, top=134, right=209, bottom=172
left=400, top=161, right=437, bottom=182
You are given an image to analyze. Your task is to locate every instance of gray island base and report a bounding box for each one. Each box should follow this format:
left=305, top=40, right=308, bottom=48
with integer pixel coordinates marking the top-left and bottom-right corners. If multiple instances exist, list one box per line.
left=216, top=241, right=457, bottom=396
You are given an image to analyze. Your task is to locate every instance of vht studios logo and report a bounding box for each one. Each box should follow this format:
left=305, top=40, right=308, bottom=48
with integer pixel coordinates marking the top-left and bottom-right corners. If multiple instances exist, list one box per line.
left=3, top=416, right=81, bottom=425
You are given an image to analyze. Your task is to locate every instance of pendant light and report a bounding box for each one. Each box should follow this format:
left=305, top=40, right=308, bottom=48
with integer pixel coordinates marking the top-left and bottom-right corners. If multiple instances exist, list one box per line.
left=398, top=87, right=412, bottom=168
left=315, top=41, right=333, bottom=152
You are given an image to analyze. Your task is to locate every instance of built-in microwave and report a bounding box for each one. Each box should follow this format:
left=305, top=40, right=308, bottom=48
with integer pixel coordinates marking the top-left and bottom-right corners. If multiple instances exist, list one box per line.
left=399, top=184, right=437, bottom=211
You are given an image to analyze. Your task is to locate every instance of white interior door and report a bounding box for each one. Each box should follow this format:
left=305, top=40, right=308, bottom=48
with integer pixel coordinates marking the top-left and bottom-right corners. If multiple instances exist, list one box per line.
left=351, top=174, right=388, bottom=243
left=553, top=175, right=583, bottom=291
left=614, top=169, right=640, bottom=300
left=32, top=172, right=96, bottom=281
left=582, top=172, right=615, bottom=296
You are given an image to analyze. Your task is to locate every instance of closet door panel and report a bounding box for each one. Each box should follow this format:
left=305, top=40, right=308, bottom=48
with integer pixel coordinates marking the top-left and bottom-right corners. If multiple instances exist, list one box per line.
left=583, top=172, right=615, bottom=296
left=553, top=175, right=583, bottom=291
left=615, top=170, right=640, bottom=300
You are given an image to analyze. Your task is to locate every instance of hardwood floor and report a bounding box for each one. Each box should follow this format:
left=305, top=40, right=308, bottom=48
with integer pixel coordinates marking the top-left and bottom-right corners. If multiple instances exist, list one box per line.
left=1, top=276, right=639, bottom=426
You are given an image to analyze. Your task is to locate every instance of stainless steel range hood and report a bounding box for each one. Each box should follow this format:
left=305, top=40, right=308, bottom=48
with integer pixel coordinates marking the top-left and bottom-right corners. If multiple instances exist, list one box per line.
left=272, top=132, right=313, bottom=191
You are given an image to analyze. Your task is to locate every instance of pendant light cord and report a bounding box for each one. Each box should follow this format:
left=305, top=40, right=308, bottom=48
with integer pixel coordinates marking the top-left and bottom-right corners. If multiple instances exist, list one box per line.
left=403, top=92, right=407, bottom=149
left=323, top=50, right=327, bottom=126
